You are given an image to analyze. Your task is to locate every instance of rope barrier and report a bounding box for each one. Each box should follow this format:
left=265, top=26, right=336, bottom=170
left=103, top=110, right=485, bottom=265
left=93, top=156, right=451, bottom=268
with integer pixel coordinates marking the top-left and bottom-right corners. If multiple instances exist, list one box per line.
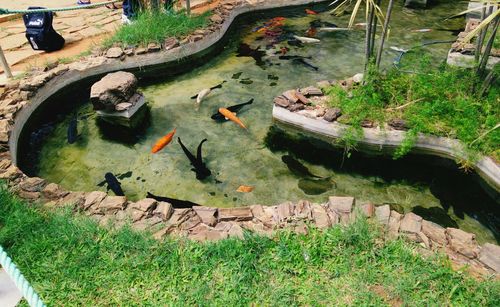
left=0, top=245, right=46, bottom=307
left=0, top=0, right=122, bottom=15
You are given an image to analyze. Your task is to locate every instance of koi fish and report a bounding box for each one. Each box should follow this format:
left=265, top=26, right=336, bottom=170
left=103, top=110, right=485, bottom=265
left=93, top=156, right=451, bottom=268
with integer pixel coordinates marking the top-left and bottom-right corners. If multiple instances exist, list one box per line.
left=293, top=35, right=321, bottom=43
left=218, top=107, right=247, bottom=129
left=390, top=46, right=409, bottom=53
left=178, top=137, right=211, bottom=180
left=236, top=185, right=254, bottom=193
left=151, top=128, right=176, bottom=153
left=211, top=99, right=254, bottom=122
left=306, top=27, right=317, bottom=37
left=412, top=28, right=432, bottom=33
left=190, top=81, right=226, bottom=103
left=305, top=9, right=318, bottom=15
left=318, top=27, right=350, bottom=32
left=67, top=115, right=78, bottom=144
left=146, top=192, right=201, bottom=208
left=104, top=172, right=125, bottom=196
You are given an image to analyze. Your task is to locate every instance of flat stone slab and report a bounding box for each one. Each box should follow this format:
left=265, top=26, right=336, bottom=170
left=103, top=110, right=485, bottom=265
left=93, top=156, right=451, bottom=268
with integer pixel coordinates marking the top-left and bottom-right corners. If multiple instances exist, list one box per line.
left=479, top=243, right=500, bottom=273
left=218, top=207, right=253, bottom=222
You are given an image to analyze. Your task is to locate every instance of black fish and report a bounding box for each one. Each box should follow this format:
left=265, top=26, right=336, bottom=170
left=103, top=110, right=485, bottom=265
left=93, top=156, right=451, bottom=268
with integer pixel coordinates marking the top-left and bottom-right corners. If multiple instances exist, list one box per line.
left=232, top=72, right=243, bottom=79
left=278, top=55, right=312, bottom=60
left=239, top=78, right=253, bottom=84
left=292, top=58, right=318, bottom=71
left=67, top=116, right=78, bottom=144
left=298, top=177, right=335, bottom=195
left=147, top=192, right=201, bottom=208
left=282, top=155, right=322, bottom=178
left=178, top=137, right=212, bottom=180
left=287, top=39, right=304, bottom=47
left=211, top=99, right=254, bottom=122
left=190, top=81, right=226, bottom=99
left=237, top=43, right=266, bottom=66
left=104, top=172, right=125, bottom=196
left=310, top=20, right=338, bottom=28
left=412, top=206, right=459, bottom=228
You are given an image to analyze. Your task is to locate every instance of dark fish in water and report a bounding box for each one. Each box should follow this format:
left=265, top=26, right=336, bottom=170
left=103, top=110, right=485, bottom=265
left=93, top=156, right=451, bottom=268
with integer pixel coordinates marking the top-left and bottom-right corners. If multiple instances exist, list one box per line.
left=190, top=81, right=226, bottom=99
left=211, top=99, right=254, bottom=121
left=298, top=177, right=335, bottom=195
left=232, top=72, right=243, bottom=79
left=279, top=55, right=312, bottom=60
left=146, top=192, right=201, bottom=208
left=178, top=137, right=212, bottom=180
left=67, top=115, right=78, bottom=144
left=269, top=82, right=277, bottom=86
left=239, top=78, right=253, bottom=85
left=287, top=39, right=304, bottom=48
left=412, top=206, right=459, bottom=228
left=117, top=171, right=133, bottom=180
left=292, top=58, right=318, bottom=71
left=104, top=172, right=125, bottom=196
left=282, top=155, right=322, bottom=178
left=237, top=43, right=266, bottom=66
left=268, top=74, right=279, bottom=80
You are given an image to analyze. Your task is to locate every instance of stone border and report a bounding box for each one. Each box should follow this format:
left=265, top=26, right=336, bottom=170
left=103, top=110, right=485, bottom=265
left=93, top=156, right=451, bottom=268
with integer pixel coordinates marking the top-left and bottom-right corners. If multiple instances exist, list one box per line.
left=0, top=0, right=498, bottom=277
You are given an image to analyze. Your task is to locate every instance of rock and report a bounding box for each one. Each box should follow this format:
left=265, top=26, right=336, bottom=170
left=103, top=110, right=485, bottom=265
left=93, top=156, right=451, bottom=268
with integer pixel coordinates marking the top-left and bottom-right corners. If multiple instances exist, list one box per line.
left=210, top=14, right=223, bottom=24
left=133, top=216, right=163, bottom=231
left=311, top=203, right=330, bottom=229
left=478, top=243, right=500, bottom=273
left=388, top=118, right=408, bottom=130
left=421, top=220, right=447, bottom=246
left=328, top=196, right=354, bottom=214
left=388, top=210, right=403, bottom=236
left=282, top=90, right=299, bottom=103
left=115, top=102, right=132, bottom=111
left=41, top=183, right=68, bottom=199
left=294, top=200, right=312, bottom=220
left=323, top=108, right=342, bottom=122
left=131, top=198, right=157, bottom=212
left=105, top=47, right=124, bottom=58
left=152, top=202, right=173, bottom=221
left=124, top=48, right=134, bottom=56
left=99, top=196, right=127, bottom=214
left=250, top=205, right=275, bottom=227
left=241, top=221, right=272, bottom=236
left=316, top=81, right=331, bottom=89
left=301, top=86, right=323, bottom=96
left=83, top=191, right=107, bottom=211
left=18, top=190, right=40, bottom=200
left=164, top=37, right=179, bottom=50
left=446, top=228, right=479, bottom=259
left=135, top=47, right=147, bottom=55
left=227, top=223, right=245, bottom=239
left=90, top=71, right=138, bottom=111
left=361, top=119, right=374, bottom=128
left=352, top=73, right=364, bottom=83
left=193, top=206, right=218, bottom=226
left=399, top=212, right=423, bottom=234
left=0, top=158, right=11, bottom=170
left=0, top=119, right=12, bottom=142
left=361, top=203, right=375, bottom=217
left=189, top=224, right=228, bottom=241
left=375, top=205, right=391, bottom=225
left=219, top=207, right=253, bottom=222
left=190, top=35, right=204, bottom=42
left=287, top=103, right=305, bottom=112
left=147, top=43, right=161, bottom=52
left=273, top=202, right=295, bottom=223
left=417, top=232, right=431, bottom=249
left=274, top=96, right=290, bottom=108
left=19, top=177, right=46, bottom=192
left=57, top=192, right=85, bottom=208
left=178, top=212, right=201, bottom=231
left=294, top=91, right=309, bottom=104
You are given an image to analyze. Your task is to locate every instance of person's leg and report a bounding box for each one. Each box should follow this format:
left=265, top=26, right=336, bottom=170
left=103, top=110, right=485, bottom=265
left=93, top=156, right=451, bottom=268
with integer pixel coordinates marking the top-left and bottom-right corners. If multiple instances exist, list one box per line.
left=122, top=0, right=133, bottom=24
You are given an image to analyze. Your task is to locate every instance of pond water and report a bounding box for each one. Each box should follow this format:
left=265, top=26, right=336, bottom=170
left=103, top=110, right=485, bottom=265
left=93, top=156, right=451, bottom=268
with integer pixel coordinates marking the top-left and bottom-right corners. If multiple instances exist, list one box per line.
left=19, top=1, right=500, bottom=243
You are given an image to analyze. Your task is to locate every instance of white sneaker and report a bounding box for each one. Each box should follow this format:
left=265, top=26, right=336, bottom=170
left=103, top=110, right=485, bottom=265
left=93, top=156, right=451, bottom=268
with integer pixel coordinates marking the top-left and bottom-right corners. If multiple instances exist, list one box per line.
left=121, top=14, right=132, bottom=25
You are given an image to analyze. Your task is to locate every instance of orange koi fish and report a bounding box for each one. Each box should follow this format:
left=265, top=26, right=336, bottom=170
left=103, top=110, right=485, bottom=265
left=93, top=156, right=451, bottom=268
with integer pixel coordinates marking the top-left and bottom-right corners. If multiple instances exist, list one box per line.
left=236, top=185, right=254, bottom=193
left=271, top=17, right=286, bottom=22
left=151, top=128, right=176, bottom=153
left=218, top=108, right=247, bottom=129
left=305, top=9, right=318, bottom=15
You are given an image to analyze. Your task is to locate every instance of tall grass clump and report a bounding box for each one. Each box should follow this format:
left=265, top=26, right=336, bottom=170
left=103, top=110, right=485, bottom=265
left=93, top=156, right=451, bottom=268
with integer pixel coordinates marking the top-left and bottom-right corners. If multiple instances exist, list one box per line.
left=326, top=55, right=500, bottom=160
left=106, top=11, right=210, bottom=47
left=0, top=185, right=499, bottom=305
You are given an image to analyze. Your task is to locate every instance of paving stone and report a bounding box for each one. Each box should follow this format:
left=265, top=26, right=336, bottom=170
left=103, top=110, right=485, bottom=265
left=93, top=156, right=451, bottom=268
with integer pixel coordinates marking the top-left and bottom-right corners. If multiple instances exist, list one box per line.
left=1, top=33, right=28, bottom=50
left=478, top=243, right=500, bottom=273
left=399, top=212, right=423, bottom=234
left=311, top=203, right=330, bottom=229
left=193, top=206, right=218, bottom=226
left=218, top=207, right=253, bottom=222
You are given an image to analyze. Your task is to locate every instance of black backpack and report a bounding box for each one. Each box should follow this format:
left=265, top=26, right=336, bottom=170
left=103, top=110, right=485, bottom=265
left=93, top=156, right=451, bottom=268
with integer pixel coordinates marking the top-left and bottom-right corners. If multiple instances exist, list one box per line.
left=23, top=7, right=65, bottom=52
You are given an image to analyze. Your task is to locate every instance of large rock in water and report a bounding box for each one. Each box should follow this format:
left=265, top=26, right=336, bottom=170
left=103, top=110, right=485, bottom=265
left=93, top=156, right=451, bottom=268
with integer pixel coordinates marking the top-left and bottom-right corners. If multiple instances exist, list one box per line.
left=90, top=71, right=138, bottom=111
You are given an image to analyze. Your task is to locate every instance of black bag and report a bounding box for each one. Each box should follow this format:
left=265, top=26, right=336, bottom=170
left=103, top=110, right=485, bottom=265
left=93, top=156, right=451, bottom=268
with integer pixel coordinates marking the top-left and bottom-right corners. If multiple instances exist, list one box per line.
left=23, top=7, right=65, bottom=52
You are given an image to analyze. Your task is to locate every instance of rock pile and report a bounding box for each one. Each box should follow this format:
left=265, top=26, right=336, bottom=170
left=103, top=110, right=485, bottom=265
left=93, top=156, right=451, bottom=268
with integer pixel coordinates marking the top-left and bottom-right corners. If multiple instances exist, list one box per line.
left=90, top=71, right=143, bottom=112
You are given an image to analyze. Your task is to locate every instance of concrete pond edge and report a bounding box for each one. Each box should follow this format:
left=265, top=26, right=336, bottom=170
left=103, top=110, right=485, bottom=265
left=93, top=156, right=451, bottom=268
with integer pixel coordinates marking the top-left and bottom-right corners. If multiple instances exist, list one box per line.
left=0, top=0, right=498, bottom=277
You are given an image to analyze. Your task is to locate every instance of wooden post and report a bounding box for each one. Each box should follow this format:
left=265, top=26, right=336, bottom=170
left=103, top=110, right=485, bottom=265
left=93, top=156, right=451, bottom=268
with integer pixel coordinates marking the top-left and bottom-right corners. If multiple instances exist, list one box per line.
left=0, top=44, right=13, bottom=79
left=186, top=0, right=191, bottom=16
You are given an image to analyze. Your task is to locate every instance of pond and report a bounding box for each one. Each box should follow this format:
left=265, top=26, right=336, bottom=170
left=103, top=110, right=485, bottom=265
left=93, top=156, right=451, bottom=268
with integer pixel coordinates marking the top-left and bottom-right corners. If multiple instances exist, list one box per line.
left=18, top=1, right=500, bottom=243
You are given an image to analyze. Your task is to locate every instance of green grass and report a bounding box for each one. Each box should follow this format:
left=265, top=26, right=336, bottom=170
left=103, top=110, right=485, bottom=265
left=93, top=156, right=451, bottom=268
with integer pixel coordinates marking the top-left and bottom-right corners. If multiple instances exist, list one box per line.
left=326, top=56, right=500, bottom=161
left=104, top=11, right=210, bottom=47
left=1, top=187, right=499, bottom=305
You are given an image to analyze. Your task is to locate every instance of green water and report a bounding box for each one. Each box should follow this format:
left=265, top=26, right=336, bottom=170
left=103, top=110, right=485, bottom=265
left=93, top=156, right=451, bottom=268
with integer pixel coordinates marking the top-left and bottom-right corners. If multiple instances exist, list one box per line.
left=23, top=2, right=500, bottom=243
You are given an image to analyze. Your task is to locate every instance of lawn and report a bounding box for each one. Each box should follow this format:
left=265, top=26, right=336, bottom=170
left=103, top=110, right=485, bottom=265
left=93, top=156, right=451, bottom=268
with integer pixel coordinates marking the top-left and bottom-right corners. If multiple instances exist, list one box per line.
left=0, top=186, right=499, bottom=305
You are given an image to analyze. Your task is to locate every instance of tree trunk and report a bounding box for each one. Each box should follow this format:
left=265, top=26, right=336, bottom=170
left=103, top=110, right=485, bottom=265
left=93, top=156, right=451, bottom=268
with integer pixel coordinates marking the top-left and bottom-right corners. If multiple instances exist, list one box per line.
left=477, top=12, right=500, bottom=77
left=475, top=3, right=488, bottom=63
left=375, top=0, right=395, bottom=69
left=369, top=0, right=382, bottom=58
left=365, top=4, right=375, bottom=69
